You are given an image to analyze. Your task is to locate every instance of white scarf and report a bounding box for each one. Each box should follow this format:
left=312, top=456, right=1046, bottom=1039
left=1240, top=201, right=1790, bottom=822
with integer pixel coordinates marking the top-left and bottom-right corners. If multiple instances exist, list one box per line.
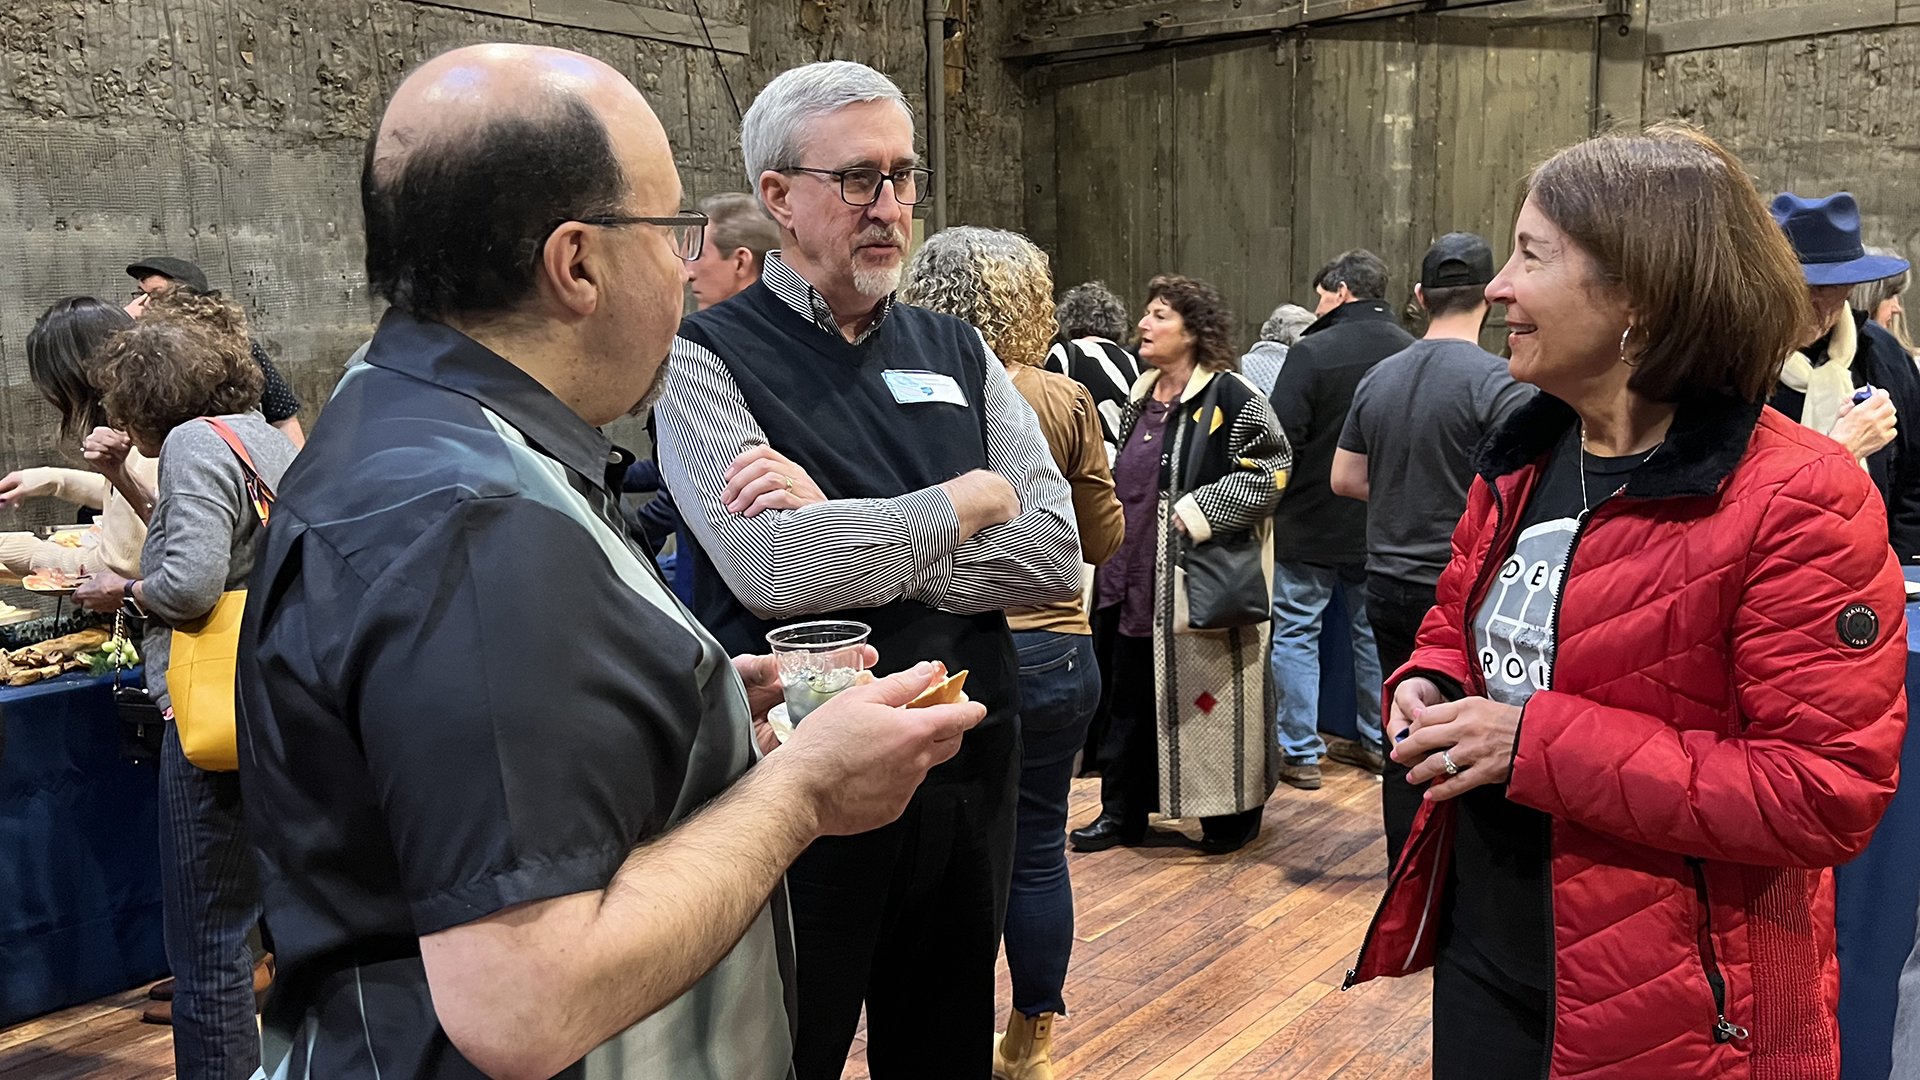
left=1779, top=311, right=1857, bottom=438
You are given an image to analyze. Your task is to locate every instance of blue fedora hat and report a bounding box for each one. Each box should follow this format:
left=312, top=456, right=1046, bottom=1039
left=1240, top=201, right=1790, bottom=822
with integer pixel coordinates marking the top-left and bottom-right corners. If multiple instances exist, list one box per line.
left=1771, top=192, right=1910, bottom=286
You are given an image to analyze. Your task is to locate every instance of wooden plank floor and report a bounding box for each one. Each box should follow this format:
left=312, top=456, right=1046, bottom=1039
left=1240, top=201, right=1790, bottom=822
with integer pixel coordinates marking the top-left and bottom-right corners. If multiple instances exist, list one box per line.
left=0, top=760, right=1430, bottom=1080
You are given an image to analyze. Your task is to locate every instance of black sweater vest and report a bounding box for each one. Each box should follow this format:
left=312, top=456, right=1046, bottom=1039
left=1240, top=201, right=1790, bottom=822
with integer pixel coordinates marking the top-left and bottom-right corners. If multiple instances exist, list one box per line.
left=678, top=283, right=1021, bottom=767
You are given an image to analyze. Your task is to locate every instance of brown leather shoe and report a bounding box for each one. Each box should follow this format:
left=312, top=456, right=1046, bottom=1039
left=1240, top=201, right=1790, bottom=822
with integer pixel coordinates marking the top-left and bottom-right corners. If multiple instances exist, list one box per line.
left=1279, top=762, right=1323, bottom=790
left=148, top=977, right=175, bottom=1001
left=140, top=999, right=172, bottom=1025
left=1326, top=740, right=1386, bottom=775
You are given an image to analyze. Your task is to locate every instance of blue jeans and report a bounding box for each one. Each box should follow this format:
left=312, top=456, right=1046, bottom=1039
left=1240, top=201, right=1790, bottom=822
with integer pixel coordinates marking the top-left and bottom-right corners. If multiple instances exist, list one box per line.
left=1007, top=630, right=1101, bottom=1017
left=1270, top=562, right=1383, bottom=764
left=160, top=723, right=261, bottom=1080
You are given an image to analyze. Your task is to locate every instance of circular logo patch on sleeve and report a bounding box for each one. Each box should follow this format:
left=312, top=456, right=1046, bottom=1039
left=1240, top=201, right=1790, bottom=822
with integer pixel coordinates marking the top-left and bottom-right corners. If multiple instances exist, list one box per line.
left=1837, top=603, right=1880, bottom=649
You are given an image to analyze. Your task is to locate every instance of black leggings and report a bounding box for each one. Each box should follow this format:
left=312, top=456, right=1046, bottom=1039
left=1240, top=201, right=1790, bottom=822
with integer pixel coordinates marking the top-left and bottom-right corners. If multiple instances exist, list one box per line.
left=1431, top=945, right=1551, bottom=1080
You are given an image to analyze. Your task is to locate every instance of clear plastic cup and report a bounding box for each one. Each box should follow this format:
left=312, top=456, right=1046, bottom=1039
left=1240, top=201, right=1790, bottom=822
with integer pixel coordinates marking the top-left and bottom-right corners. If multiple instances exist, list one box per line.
left=765, top=620, right=872, bottom=723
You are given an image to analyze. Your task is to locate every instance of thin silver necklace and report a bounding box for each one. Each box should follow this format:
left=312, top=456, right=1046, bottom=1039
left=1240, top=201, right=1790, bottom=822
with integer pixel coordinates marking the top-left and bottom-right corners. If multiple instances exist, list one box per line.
left=1579, top=423, right=1663, bottom=514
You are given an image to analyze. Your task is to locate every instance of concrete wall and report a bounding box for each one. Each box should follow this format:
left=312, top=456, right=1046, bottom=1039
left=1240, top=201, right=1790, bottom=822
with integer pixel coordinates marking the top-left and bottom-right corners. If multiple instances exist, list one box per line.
left=0, top=0, right=1026, bottom=532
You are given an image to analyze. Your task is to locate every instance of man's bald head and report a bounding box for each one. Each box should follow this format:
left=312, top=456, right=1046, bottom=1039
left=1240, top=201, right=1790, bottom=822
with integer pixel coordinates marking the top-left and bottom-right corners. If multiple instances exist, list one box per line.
left=363, top=44, right=676, bottom=321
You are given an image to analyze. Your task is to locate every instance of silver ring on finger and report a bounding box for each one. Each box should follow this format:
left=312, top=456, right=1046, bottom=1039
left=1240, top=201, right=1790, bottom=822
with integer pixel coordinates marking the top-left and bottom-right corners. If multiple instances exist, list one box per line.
left=1442, top=749, right=1462, bottom=776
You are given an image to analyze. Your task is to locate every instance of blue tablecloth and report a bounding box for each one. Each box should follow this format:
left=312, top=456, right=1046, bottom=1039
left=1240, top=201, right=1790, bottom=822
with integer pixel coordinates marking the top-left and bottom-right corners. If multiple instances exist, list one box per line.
left=0, top=668, right=166, bottom=1027
left=1834, top=572, right=1920, bottom=1079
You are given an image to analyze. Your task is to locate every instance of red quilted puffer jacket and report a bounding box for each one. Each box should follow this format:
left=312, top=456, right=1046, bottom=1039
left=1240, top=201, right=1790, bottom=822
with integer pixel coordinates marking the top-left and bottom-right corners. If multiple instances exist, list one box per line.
left=1347, top=391, right=1908, bottom=1080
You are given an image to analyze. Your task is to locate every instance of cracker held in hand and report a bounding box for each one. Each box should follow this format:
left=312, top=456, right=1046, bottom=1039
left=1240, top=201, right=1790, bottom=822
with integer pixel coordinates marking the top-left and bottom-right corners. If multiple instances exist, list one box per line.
left=907, top=668, right=968, bottom=708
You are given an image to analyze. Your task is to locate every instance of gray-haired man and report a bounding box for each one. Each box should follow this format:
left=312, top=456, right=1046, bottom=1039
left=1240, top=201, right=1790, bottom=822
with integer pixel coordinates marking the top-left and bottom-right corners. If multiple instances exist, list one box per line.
left=657, top=60, right=1081, bottom=1079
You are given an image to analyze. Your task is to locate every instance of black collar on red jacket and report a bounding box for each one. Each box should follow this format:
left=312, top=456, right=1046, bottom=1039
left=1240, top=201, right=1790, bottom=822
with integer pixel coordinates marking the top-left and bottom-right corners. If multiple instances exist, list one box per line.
left=1477, top=387, right=1765, bottom=499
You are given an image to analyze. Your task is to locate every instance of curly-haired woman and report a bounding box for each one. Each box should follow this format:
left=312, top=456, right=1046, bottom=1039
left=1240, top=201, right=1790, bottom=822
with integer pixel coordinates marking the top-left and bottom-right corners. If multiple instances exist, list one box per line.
left=900, top=227, right=1125, bottom=1078
left=74, top=287, right=297, bottom=1080
left=1070, top=275, right=1293, bottom=856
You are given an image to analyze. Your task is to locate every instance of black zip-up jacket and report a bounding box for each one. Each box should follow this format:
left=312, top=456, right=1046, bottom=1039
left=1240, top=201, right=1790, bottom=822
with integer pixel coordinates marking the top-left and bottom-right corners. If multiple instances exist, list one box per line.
left=1768, top=310, right=1920, bottom=561
left=1269, top=298, right=1415, bottom=564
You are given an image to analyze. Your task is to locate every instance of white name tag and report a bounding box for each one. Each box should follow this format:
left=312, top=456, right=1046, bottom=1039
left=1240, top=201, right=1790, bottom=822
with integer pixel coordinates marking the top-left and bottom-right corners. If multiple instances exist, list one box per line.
left=882, top=369, right=969, bottom=407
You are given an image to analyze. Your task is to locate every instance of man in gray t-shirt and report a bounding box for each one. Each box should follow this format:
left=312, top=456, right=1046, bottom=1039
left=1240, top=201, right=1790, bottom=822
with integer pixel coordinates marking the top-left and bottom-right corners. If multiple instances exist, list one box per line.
left=1330, top=232, right=1534, bottom=866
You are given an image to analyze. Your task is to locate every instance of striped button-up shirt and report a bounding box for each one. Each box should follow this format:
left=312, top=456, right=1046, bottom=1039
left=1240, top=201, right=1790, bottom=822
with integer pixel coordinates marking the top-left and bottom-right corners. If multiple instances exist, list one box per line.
left=656, top=252, right=1081, bottom=620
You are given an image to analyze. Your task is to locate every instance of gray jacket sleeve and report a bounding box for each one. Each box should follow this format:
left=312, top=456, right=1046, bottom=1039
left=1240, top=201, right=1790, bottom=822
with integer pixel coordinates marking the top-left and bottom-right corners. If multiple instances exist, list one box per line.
left=140, top=426, right=244, bottom=626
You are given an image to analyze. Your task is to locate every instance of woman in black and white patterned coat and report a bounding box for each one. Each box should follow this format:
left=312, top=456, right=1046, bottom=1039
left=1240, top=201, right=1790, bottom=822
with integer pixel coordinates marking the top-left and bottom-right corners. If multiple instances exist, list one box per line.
left=1071, top=275, right=1293, bottom=856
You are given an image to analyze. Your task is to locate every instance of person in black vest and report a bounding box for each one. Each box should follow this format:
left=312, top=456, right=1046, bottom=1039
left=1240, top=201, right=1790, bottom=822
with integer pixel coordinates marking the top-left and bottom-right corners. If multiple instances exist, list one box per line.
left=655, top=61, right=1081, bottom=1080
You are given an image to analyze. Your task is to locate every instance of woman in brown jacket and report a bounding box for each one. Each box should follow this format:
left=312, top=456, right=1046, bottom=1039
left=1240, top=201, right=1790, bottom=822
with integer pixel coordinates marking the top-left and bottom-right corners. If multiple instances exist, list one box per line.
left=902, top=227, right=1125, bottom=1080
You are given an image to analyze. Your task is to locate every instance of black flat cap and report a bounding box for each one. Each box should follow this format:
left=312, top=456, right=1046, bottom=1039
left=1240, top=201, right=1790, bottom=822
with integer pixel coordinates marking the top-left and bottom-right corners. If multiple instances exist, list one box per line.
left=126, top=256, right=210, bottom=294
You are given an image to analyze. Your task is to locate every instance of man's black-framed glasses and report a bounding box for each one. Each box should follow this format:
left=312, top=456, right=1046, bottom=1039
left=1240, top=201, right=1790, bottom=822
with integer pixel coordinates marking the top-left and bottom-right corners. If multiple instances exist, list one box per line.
left=783, top=166, right=933, bottom=207
left=553, top=211, right=708, bottom=261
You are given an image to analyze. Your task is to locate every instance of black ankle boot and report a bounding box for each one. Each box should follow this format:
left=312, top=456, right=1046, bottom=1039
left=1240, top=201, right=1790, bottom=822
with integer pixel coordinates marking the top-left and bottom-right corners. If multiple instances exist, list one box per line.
left=1196, top=815, right=1261, bottom=855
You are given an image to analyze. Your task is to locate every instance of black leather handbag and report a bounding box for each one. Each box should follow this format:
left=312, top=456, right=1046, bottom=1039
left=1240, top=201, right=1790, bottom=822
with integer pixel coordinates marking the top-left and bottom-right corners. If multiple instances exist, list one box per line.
left=1173, top=376, right=1273, bottom=632
left=110, top=614, right=164, bottom=764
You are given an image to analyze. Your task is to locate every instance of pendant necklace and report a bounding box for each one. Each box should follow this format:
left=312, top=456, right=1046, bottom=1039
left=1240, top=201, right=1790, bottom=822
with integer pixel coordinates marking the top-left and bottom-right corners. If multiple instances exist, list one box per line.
left=1579, top=423, right=1663, bottom=514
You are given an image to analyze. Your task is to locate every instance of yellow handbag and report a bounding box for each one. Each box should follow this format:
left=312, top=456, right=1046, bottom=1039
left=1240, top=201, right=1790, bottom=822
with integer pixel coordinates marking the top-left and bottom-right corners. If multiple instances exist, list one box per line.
left=167, top=418, right=274, bottom=772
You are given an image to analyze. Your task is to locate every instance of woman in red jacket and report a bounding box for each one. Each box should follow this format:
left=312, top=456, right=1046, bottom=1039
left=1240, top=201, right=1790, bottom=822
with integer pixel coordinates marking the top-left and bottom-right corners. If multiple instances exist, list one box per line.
left=1347, top=124, right=1909, bottom=1080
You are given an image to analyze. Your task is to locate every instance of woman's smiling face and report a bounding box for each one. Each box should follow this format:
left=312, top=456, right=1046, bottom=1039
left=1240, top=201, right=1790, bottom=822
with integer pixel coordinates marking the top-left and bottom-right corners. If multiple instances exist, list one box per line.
left=1485, top=195, right=1634, bottom=396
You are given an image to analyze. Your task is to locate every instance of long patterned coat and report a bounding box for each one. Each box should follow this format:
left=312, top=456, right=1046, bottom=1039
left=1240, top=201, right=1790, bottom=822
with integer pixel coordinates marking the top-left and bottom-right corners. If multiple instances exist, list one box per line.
left=1115, top=366, right=1292, bottom=818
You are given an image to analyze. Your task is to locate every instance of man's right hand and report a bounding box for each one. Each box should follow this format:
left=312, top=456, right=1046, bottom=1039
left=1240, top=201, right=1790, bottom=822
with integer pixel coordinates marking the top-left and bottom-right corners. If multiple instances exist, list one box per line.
left=1831, top=390, right=1897, bottom=461
left=770, top=661, right=984, bottom=836
left=939, top=469, right=1021, bottom=542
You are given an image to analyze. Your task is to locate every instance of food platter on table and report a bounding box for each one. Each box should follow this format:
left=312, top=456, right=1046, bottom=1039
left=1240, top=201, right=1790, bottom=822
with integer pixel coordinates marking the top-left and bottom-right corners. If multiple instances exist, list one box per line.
left=39, top=523, right=94, bottom=548
left=0, top=627, right=113, bottom=686
left=20, top=568, right=89, bottom=596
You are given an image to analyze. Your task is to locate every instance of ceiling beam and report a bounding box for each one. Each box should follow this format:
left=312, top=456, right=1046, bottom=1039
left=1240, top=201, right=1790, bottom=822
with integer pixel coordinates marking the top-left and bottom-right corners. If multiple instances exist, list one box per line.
left=410, top=0, right=750, bottom=54
left=1647, top=0, right=1900, bottom=53
left=1004, top=0, right=1626, bottom=60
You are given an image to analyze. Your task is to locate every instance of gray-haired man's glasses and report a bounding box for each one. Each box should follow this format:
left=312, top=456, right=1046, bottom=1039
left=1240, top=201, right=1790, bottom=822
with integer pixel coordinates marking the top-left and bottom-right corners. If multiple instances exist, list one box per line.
left=782, top=166, right=933, bottom=207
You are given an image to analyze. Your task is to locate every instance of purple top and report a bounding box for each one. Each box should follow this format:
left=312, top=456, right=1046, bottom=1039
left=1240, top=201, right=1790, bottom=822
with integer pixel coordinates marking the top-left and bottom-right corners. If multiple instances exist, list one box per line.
left=1097, top=396, right=1175, bottom=638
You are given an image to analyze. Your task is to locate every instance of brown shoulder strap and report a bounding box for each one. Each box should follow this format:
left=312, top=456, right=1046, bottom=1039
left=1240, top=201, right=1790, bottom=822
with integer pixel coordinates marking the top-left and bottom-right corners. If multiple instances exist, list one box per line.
left=201, top=418, right=276, bottom=526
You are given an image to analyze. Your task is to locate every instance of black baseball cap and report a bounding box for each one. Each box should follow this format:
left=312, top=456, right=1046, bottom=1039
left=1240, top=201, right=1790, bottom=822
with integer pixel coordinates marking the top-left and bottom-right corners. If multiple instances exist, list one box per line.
left=125, top=256, right=210, bottom=294
left=1420, top=232, right=1495, bottom=290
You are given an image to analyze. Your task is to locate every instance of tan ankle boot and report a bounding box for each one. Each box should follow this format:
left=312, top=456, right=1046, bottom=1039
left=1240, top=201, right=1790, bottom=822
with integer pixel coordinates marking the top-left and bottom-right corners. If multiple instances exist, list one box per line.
left=992, top=1009, right=1056, bottom=1080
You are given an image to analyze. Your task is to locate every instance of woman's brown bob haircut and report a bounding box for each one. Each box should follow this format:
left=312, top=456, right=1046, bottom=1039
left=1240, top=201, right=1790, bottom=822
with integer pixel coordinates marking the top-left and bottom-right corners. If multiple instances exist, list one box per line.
left=1145, top=274, right=1238, bottom=374
left=1526, top=122, right=1810, bottom=404
left=95, top=288, right=265, bottom=447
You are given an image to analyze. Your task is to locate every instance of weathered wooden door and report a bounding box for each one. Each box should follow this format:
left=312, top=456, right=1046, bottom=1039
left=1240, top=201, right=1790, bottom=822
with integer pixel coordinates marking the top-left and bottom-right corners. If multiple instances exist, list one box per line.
left=1028, top=38, right=1296, bottom=345
left=1023, top=4, right=1602, bottom=349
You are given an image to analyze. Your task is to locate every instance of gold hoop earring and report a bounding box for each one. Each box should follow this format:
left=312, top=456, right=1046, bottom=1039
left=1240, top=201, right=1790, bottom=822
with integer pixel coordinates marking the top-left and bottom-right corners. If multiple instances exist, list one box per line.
left=1620, top=324, right=1638, bottom=368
